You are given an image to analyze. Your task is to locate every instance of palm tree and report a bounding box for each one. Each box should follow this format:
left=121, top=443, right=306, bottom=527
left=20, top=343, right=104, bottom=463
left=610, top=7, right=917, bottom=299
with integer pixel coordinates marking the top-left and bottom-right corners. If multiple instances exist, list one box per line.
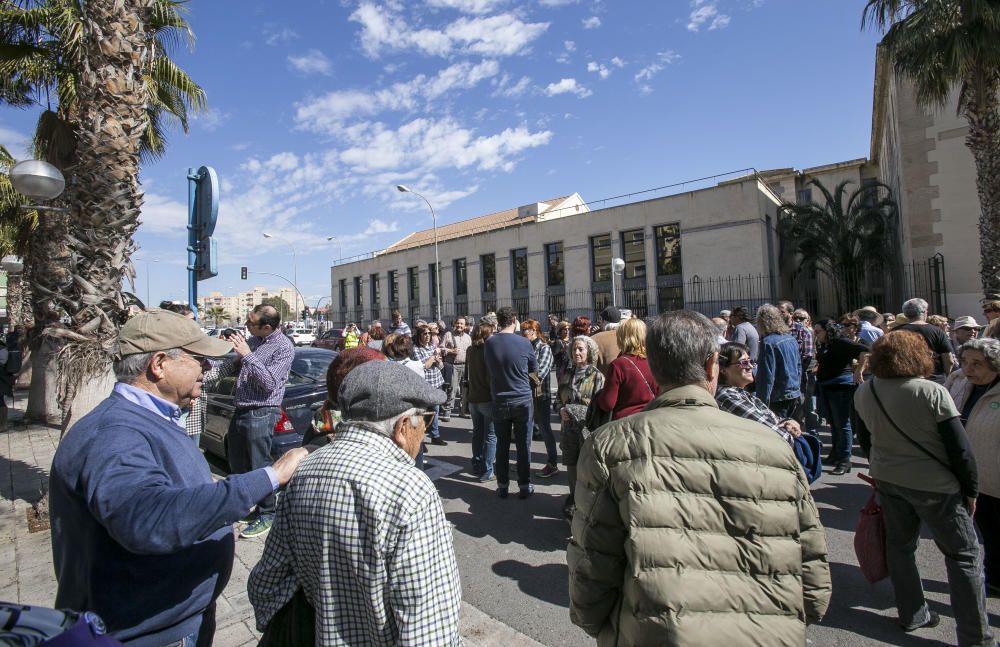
left=205, top=305, right=229, bottom=327
left=0, top=0, right=204, bottom=425
left=863, top=0, right=1000, bottom=295
left=779, top=179, right=899, bottom=314
left=262, top=296, right=292, bottom=322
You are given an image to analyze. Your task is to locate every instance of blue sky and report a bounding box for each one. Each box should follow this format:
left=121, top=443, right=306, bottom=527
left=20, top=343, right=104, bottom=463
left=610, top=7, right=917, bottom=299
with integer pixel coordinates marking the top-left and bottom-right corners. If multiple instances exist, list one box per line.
left=0, top=0, right=882, bottom=310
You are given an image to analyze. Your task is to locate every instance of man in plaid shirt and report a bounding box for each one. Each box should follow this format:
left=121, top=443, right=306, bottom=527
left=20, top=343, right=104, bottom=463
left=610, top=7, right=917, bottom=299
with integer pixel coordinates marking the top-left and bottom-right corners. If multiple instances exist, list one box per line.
left=248, top=361, right=461, bottom=646
left=778, top=301, right=815, bottom=427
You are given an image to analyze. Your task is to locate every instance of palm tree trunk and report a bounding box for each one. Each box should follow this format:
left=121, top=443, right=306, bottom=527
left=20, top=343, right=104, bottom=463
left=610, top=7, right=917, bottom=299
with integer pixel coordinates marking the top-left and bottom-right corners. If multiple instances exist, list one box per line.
left=964, top=81, right=1000, bottom=296
left=45, top=0, right=153, bottom=430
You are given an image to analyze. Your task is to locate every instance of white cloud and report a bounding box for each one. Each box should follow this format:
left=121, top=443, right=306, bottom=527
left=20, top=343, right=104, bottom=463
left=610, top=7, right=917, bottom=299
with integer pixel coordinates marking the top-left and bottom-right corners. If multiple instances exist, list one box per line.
left=587, top=61, right=610, bottom=79
left=564, top=40, right=576, bottom=52
left=492, top=73, right=532, bottom=98
left=338, top=117, right=552, bottom=174
left=287, top=49, right=333, bottom=75
left=581, top=16, right=601, bottom=29
left=539, top=0, right=578, bottom=5
left=191, top=108, right=230, bottom=132
left=351, top=4, right=549, bottom=58
left=425, top=0, right=507, bottom=14
left=264, top=27, right=299, bottom=46
left=633, top=50, right=679, bottom=86
left=138, top=192, right=188, bottom=236
left=545, top=78, right=592, bottom=98
left=611, top=56, right=625, bottom=68
left=295, top=59, right=500, bottom=133
left=687, top=1, right=730, bottom=32
left=0, top=125, right=32, bottom=159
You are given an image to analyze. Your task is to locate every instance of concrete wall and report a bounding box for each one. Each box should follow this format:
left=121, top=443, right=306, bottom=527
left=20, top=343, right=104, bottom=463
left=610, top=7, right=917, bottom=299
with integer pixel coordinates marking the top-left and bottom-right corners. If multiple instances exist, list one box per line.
left=330, top=179, right=777, bottom=326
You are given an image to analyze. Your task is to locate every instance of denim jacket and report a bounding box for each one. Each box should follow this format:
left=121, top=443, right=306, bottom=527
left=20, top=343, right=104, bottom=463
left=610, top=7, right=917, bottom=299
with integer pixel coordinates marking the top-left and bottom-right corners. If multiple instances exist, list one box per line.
left=755, top=333, right=803, bottom=403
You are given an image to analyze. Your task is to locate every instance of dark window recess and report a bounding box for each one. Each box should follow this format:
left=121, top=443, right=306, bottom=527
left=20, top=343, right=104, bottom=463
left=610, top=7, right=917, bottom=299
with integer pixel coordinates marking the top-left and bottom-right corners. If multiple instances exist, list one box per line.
left=454, top=258, right=468, bottom=296
left=654, top=224, right=682, bottom=277
left=797, top=188, right=812, bottom=204
left=353, top=277, right=362, bottom=306
left=408, top=267, right=420, bottom=303
left=621, top=229, right=646, bottom=280
left=339, top=278, right=347, bottom=308
left=428, top=263, right=437, bottom=300
left=591, top=234, right=612, bottom=282
left=545, top=242, right=564, bottom=287
left=657, top=285, right=684, bottom=312
left=481, top=254, right=496, bottom=294
left=370, top=273, right=380, bottom=305
left=512, top=248, right=528, bottom=290
left=388, top=271, right=399, bottom=304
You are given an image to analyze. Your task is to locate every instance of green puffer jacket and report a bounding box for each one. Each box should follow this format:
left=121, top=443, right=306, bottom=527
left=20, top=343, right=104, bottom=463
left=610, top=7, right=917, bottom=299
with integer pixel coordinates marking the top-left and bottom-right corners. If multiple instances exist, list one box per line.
left=567, top=385, right=831, bottom=646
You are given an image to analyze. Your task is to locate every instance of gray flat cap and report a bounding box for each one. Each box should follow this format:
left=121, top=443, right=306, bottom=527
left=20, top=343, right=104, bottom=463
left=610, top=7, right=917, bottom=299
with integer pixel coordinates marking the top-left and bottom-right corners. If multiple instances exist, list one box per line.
left=338, top=361, right=445, bottom=421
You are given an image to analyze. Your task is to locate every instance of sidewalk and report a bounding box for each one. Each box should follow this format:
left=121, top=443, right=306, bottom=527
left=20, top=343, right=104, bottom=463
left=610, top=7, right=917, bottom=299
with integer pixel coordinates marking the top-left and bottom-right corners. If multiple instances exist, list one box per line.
left=0, top=398, right=543, bottom=647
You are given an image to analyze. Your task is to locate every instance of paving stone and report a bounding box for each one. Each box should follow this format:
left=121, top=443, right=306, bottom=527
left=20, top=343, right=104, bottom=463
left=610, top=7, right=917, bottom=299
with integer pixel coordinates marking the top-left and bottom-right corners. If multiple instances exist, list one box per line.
left=210, top=620, right=257, bottom=647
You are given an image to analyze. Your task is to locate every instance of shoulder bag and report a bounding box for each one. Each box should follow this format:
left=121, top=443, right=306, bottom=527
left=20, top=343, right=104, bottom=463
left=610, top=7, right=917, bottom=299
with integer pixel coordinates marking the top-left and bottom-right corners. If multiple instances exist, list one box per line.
left=621, top=356, right=655, bottom=399
left=854, top=472, right=888, bottom=583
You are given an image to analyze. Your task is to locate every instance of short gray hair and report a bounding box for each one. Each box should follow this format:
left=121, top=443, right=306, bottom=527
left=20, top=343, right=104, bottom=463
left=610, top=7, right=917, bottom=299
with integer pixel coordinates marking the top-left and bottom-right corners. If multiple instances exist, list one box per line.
left=902, top=298, right=928, bottom=320
left=646, top=310, right=720, bottom=387
left=959, top=338, right=1000, bottom=373
left=114, top=348, right=184, bottom=384
left=351, top=407, right=419, bottom=438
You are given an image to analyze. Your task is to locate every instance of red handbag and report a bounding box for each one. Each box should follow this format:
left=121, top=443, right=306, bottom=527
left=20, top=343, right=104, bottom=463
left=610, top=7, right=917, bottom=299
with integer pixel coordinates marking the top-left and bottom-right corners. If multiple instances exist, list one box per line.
left=854, top=472, right=888, bottom=583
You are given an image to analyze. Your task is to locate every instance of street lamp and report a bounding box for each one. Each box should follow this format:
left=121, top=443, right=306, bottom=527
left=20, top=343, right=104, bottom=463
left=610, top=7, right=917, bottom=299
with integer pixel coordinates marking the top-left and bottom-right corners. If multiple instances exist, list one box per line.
left=326, top=235, right=343, bottom=260
left=611, top=257, right=625, bottom=309
left=396, top=185, right=441, bottom=322
left=135, top=257, right=159, bottom=307
left=262, top=232, right=300, bottom=316
left=9, top=159, right=66, bottom=209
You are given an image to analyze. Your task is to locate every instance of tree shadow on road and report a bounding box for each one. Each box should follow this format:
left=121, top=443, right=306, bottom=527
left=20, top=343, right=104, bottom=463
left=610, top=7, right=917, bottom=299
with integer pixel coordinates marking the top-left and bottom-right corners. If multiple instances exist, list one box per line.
left=0, top=455, right=48, bottom=506
left=491, top=560, right=570, bottom=608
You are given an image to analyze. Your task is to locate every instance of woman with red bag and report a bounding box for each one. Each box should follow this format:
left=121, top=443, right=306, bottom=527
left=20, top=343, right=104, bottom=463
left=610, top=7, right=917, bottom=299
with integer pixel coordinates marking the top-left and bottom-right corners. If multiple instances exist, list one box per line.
left=854, top=332, right=990, bottom=645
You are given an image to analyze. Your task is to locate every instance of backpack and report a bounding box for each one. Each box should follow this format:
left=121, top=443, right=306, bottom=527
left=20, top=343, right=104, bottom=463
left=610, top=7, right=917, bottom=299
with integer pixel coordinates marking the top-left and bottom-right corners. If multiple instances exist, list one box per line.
left=793, top=433, right=823, bottom=484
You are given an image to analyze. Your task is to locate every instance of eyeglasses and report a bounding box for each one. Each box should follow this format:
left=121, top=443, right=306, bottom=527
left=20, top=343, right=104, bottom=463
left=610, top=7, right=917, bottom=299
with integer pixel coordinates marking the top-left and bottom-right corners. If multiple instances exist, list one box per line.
left=792, top=316, right=806, bottom=322
left=180, top=350, right=212, bottom=369
left=421, top=411, right=436, bottom=428
left=738, top=358, right=756, bottom=369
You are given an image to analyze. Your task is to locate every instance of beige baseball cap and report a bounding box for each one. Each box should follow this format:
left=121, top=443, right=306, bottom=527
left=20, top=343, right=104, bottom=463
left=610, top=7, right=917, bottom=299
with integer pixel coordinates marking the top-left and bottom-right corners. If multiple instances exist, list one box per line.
left=117, top=309, right=233, bottom=358
left=953, top=315, right=983, bottom=330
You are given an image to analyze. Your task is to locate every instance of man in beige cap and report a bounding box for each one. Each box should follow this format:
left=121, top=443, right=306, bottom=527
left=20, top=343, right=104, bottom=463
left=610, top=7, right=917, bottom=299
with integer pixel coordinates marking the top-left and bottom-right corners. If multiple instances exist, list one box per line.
left=49, top=309, right=308, bottom=646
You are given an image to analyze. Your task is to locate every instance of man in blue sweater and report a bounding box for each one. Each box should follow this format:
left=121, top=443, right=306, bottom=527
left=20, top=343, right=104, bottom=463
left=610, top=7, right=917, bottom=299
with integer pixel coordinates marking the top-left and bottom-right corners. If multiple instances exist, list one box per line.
left=484, top=306, right=537, bottom=499
left=49, top=309, right=308, bottom=647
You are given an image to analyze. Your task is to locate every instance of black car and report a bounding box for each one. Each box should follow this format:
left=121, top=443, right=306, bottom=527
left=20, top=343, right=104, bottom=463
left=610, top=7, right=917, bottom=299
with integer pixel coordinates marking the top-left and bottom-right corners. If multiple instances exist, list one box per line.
left=199, top=347, right=337, bottom=466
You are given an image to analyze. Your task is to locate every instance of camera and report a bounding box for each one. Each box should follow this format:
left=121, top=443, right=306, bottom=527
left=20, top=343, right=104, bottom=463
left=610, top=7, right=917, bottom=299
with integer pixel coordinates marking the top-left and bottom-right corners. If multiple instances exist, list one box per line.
left=222, top=328, right=238, bottom=338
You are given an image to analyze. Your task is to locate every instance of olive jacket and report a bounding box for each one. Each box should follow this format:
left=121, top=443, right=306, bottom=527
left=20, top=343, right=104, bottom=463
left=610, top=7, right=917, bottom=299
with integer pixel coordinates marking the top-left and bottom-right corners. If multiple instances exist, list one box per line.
left=567, top=385, right=831, bottom=646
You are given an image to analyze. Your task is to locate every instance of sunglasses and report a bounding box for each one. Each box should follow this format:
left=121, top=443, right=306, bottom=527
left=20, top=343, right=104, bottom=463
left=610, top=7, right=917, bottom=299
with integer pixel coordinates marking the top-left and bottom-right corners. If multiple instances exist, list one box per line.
left=421, top=411, right=436, bottom=427
left=738, top=358, right=756, bottom=369
left=792, top=316, right=806, bottom=322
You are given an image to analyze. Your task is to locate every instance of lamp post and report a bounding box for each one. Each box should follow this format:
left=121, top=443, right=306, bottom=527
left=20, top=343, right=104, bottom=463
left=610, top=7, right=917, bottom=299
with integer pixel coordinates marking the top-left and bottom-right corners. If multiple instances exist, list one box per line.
left=262, top=232, right=300, bottom=316
left=396, top=185, right=441, bottom=322
left=611, top=257, right=625, bottom=309
left=135, top=257, right=159, bottom=307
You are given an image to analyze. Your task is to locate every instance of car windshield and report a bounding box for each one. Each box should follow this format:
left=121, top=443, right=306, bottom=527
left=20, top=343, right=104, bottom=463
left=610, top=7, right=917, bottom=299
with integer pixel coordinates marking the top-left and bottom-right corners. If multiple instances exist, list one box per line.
left=289, top=348, right=336, bottom=385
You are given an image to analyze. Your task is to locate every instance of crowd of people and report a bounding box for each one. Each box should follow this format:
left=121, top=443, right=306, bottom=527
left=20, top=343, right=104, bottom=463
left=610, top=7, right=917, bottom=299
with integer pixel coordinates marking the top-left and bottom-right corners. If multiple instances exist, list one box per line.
left=32, top=292, right=1000, bottom=647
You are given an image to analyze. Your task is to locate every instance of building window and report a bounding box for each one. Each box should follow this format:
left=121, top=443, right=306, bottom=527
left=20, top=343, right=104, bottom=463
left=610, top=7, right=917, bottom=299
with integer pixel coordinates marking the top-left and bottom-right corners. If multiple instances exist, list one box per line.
left=407, top=267, right=420, bottom=303
left=545, top=242, right=564, bottom=287
left=388, top=270, right=399, bottom=304
left=657, top=285, right=683, bottom=312
left=797, top=188, right=813, bottom=204
left=428, top=263, right=437, bottom=301
left=353, top=277, right=362, bottom=306
left=654, top=224, right=682, bottom=276
left=511, top=248, right=528, bottom=290
left=454, top=258, right=467, bottom=297
left=339, top=278, right=347, bottom=308
left=481, top=254, right=496, bottom=294
left=593, top=291, right=612, bottom=314
left=621, top=229, right=646, bottom=280
left=862, top=177, right=879, bottom=209
left=591, top=234, right=612, bottom=282
left=370, top=273, right=380, bottom=305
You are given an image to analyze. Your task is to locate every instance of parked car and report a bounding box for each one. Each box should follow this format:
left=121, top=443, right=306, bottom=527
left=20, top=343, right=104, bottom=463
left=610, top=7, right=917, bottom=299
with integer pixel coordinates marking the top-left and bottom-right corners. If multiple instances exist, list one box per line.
left=312, top=328, right=346, bottom=351
left=199, top=347, right=337, bottom=467
left=288, top=327, right=316, bottom=346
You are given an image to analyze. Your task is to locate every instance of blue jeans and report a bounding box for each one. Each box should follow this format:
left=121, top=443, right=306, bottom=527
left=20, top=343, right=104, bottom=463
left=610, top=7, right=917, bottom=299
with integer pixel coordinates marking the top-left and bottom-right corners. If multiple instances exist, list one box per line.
left=470, top=402, right=496, bottom=475
left=428, top=404, right=441, bottom=439
left=820, top=385, right=856, bottom=466
left=493, top=397, right=533, bottom=488
left=228, top=406, right=280, bottom=517
left=879, top=480, right=993, bottom=646
left=534, top=392, right=557, bottom=465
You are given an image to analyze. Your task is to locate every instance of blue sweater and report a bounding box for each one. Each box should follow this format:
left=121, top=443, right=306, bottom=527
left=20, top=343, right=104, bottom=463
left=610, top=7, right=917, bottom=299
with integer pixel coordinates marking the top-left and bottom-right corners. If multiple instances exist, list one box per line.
left=484, top=332, right=537, bottom=401
left=49, top=392, right=274, bottom=646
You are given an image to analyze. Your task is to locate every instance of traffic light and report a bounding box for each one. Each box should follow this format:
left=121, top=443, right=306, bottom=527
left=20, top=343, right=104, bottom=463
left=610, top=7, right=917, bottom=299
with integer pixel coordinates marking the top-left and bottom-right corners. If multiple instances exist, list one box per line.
left=302, top=308, right=309, bottom=320
left=241, top=266, right=248, bottom=280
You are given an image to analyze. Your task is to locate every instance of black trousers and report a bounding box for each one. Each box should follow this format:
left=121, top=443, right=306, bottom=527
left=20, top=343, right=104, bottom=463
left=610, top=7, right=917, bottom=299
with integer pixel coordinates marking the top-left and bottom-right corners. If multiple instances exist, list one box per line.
left=974, top=492, right=1000, bottom=587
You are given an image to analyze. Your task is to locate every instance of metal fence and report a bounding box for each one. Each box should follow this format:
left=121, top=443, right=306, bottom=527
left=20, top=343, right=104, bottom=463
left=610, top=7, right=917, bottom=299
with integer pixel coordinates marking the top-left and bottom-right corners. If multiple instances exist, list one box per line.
left=326, top=256, right=948, bottom=328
